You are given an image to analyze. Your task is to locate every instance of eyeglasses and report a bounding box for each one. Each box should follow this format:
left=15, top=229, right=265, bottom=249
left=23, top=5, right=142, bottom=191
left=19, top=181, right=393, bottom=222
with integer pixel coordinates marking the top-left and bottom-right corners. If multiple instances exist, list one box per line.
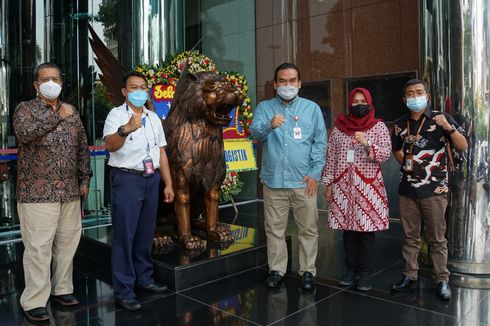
left=37, top=77, right=62, bottom=83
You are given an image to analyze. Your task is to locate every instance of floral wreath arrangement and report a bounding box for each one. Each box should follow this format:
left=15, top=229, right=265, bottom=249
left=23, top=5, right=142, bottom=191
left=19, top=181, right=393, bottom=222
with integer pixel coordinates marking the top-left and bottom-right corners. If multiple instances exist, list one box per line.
left=220, top=171, right=244, bottom=203
left=221, top=71, right=253, bottom=137
left=134, top=51, right=252, bottom=202
left=134, top=51, right=253, bottom=135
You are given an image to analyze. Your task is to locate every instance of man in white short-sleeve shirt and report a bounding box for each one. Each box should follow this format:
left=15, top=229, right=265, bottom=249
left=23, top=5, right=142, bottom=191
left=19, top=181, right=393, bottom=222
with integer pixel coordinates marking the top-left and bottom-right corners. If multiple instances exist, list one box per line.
left=103, top=71, right=174, bottom=311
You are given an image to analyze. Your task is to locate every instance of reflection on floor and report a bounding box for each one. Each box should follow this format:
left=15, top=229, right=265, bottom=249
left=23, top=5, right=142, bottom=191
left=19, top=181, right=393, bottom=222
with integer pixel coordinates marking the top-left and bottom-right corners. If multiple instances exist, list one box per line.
left=0, top=202, right=489, bottom=325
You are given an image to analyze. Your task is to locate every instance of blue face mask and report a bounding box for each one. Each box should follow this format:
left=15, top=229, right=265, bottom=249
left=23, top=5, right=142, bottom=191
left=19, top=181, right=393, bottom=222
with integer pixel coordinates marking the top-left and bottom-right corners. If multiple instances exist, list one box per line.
left=127, top=90, right=148, bottom=107
left=406, top=96, right=427, bottom=112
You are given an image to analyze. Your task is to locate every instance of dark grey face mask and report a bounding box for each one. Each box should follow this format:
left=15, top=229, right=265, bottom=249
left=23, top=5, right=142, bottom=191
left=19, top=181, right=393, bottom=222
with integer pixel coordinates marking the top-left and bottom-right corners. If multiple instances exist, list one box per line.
left=350, top=104, right=370, bottom=117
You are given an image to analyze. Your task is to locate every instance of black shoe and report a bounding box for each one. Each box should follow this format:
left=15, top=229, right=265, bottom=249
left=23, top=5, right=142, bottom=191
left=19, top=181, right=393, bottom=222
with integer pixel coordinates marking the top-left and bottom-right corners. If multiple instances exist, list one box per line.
left=266, top=271, right=283, bottom=288
left=139, top=283, right=168, bottom=293
left=117, top=298, right=142, bottom=311
left=24, top=307, right=50, bottom=322
left=391, top=275, right=416, bottom=291
left=339, top=270, right=358, bottom=286
left=357, top=273, right=372, bottom=291
left=301, top=272, right=315, bottom=291
left=437, top=281, right=452, bottom=301
left=50, top=294, right=79, bottom=306
left=270, top=281, right=287, bottom=295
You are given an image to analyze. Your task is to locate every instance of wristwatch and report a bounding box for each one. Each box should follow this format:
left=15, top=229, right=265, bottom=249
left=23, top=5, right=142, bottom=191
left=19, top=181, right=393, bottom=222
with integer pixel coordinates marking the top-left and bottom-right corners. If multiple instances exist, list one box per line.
left=117, top=125, right=129, bottom=137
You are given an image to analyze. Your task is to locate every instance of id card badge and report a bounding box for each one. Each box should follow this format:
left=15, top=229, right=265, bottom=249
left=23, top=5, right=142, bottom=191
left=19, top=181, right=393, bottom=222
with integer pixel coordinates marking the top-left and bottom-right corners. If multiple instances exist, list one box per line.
left=143, top=156, right=155, bottom=177
left=347, top=149, right=355, bottom=163
left=293, top=127, right=302, bottom=140
left=404, top=154, right=414, bottom=172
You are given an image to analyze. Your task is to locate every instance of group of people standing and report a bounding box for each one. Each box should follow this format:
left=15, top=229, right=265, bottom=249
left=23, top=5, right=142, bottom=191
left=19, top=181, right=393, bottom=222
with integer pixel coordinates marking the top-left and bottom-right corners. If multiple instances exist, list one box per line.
left=251, top=63, right=467, bottom=302
left=13, top=61, right=466, bottom=322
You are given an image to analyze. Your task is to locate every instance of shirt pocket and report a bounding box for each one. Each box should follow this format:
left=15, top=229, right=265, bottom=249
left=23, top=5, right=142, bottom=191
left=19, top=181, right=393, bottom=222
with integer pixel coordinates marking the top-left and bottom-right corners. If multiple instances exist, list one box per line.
left=132, top=126, right=149, bottom=141
left=296, top=119, right=315, bottom=142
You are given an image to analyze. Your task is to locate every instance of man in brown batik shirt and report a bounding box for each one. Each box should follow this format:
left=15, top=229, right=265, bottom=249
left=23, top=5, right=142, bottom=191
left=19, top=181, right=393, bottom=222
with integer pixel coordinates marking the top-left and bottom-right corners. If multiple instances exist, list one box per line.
left=13, top=63, right=92, bottom=323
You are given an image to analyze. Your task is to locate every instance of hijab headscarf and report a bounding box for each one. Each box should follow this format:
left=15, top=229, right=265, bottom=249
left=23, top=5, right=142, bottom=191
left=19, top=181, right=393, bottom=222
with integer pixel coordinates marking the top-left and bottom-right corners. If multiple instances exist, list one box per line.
left=334, top=87, right=381, bottom=135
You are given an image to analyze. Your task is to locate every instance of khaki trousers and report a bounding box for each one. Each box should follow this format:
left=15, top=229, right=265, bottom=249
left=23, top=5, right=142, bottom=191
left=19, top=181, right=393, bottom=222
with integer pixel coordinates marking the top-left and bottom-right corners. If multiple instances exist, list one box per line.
left=399, top=195, right=450, bottom=282
left=18, top=200, right=81, bottom=310
left=263, top=185, right=319, bottom=276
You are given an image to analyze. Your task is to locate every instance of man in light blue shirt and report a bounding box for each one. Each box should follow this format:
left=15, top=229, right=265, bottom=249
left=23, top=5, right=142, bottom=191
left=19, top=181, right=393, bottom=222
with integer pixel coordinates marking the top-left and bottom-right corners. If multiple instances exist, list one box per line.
left=250, top=63, right=327, bottom=291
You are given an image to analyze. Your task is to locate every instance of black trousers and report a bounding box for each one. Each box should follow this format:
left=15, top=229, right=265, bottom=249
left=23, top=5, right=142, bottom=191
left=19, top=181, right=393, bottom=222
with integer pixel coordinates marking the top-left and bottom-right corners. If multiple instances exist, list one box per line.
left=343, top=230, right=375, bottom=275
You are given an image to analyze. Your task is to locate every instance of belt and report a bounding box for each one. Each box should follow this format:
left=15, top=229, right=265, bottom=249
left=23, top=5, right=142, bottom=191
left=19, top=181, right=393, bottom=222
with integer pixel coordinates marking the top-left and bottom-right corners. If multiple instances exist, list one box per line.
left=113, top=167, right=159, bottom=176
left=115, top=167, right=146, bottom=175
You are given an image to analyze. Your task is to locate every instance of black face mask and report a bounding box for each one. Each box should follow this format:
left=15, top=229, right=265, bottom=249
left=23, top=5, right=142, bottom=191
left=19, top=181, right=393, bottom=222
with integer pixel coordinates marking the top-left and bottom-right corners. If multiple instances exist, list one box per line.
left=350, top=104, right=371, bottom=117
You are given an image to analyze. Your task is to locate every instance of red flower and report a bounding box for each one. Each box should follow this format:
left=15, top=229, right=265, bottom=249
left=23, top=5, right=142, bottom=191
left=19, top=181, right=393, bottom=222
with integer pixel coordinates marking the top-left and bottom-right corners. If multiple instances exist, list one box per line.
left=230, top=171, right=237, bottom=177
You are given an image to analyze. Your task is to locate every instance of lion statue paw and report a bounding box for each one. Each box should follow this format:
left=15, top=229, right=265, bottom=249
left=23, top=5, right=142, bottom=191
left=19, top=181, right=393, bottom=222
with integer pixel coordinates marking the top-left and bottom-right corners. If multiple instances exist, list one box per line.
left=152, top=235, right=175, bottom=255
left=180, top=234, right=205, bottom=251
left=208, top=223, right=234, bottom=243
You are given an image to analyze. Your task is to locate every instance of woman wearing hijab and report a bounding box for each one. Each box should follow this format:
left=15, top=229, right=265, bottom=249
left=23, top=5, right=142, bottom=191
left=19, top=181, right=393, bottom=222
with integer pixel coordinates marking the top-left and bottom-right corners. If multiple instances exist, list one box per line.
left=321, top=87, right=391, bottom=291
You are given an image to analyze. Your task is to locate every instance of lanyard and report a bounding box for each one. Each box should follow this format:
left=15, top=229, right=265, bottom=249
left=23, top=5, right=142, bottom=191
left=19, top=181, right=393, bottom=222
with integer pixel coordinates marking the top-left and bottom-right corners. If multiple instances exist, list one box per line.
left=126, top=105, right=154, bottom=154
left=406, top=116, right=426, bottom=155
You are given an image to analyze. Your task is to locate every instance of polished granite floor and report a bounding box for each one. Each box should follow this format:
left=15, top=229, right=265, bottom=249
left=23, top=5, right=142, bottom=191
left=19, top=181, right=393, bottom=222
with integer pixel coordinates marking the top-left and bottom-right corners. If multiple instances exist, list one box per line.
left=0, top=202, right=489, bottom=325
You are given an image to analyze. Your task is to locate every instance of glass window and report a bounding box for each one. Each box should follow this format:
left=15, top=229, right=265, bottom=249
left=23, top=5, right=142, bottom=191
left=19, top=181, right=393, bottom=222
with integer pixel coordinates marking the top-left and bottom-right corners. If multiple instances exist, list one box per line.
left=0, top=0, right=132, bottom=242
left=184, top=0, right=258, bottom=200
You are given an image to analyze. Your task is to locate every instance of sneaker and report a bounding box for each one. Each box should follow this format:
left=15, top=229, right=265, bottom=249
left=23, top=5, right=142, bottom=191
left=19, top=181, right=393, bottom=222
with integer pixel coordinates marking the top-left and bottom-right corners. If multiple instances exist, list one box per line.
left=357, top=273, right=372, bottom=291
left=338, top=270, right=358, bottom=286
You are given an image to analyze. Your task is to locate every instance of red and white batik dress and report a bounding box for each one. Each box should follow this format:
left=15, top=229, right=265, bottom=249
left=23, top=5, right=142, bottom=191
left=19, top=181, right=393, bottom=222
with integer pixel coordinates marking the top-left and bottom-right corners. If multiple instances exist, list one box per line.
left=321, top=121, right=391, bottom=232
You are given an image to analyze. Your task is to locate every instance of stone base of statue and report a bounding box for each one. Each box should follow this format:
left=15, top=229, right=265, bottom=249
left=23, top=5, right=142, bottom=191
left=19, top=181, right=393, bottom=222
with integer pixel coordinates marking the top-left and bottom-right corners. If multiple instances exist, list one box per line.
left=78, top=223, right=291, bottom=291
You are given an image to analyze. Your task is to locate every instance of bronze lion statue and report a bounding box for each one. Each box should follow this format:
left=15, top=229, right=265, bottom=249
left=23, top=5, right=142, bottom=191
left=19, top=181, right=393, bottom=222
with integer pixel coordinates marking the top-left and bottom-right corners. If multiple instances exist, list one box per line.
left=162, top=70, right=244, bottom=250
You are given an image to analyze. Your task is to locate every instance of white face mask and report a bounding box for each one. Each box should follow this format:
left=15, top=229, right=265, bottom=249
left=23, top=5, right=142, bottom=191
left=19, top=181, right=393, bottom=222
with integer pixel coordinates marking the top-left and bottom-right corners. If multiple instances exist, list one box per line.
left=39, top=80, right=62, bottom=99
left=276, top=85, right=299, bottom=101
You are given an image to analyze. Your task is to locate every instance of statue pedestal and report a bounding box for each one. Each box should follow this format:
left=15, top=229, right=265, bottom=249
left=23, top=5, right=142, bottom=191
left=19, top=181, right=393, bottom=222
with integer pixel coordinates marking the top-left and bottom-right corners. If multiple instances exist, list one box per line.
left=78, top=224, right=291, bottom=291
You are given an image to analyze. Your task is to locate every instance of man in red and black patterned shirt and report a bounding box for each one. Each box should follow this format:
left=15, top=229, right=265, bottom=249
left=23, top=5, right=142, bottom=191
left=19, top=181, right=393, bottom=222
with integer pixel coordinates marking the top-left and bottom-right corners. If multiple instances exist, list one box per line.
left=391, top=79, right=467, bottom=301
left=13, top=63, right=92, bottom=322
